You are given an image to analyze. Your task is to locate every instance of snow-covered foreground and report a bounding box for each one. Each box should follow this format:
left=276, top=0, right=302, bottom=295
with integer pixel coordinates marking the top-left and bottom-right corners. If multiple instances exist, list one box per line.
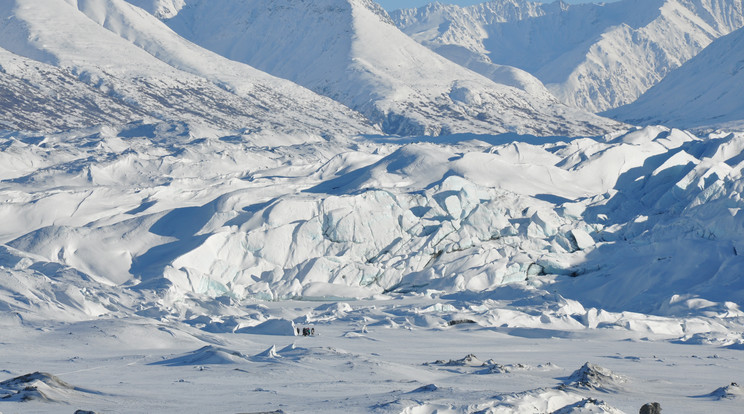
left=1, top=123, right=744, bottom=412
left=1, top=297, right=743, bottom=413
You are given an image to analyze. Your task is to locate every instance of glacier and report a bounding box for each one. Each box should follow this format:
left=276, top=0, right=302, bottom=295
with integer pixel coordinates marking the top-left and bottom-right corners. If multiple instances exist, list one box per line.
left=4, top=123, right=744, bottom=316
left=2, top=121, right=744, bottom=413
left=1, top=0, right=744, bottom=413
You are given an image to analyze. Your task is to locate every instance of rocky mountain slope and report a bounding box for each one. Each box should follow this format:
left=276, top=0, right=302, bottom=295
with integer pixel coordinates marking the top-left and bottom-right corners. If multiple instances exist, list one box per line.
left=392, top=0, right=744, bottom=113
left=0, top=0, right=374, bottom=136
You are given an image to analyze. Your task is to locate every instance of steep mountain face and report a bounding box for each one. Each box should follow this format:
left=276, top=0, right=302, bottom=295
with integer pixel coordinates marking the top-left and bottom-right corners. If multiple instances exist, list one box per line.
left=155, top=0, right=620, bottom=137
left=0, top=0, right=374, bottom=135
left=606, top=26, right=744, bottom=130
left=391, top=0, right=744, bottom=113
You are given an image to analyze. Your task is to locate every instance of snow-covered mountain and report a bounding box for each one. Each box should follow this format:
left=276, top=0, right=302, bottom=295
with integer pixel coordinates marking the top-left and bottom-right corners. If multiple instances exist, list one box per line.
left=0, top=48, right=150, bottom=131
left=391, top=0, right=744, bottom=113
left=0, top=0, right=374, bottom=135
left=606, top=26, right=744, bottom=130
left=153, top=0, right=620, bottom=137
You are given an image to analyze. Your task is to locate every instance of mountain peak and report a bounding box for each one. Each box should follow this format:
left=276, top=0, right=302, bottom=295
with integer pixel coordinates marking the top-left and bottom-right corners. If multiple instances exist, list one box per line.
left=606, top=25, right=744, bottom=130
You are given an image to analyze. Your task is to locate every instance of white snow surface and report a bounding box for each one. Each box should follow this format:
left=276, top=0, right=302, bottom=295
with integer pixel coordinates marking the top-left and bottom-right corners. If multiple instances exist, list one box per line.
left=606, top=26, right=744, bottom=131
left=391, top=0, right=744, bottom=113
left=153, top=0, right=620, bottom=137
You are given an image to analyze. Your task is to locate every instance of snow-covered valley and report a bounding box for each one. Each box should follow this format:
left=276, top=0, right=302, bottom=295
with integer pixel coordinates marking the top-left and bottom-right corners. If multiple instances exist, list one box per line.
left=1, top=0, right=744, bottom=413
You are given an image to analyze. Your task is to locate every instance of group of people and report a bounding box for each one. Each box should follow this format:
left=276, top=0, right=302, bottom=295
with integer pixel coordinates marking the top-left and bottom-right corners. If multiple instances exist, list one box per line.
left=297, top=327, right=315, bottom=336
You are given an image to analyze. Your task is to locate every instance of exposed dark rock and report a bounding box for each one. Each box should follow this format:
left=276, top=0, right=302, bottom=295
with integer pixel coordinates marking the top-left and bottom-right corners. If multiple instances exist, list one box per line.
left=564, top=362, right=627, bottom=392
left=639, top=402, right=661, bottom=414
left=0, top=371, right=76, bottom=402
left=706, top=382, right=744, bottom=400
left=447, top=319, right=476, bottom=326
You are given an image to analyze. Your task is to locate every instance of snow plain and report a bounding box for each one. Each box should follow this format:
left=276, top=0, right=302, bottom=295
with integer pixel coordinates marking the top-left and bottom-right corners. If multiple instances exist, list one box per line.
left=1, top=0, right=744, bottom=413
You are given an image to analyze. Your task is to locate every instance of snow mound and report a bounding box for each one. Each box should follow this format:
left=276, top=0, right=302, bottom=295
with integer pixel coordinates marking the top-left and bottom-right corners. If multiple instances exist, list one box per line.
left=481, top=362, right=552, bottom=375
left=0, top=372, right=89, bottom=402
left=426, top=354, right=549, bottom=375
left=703, top=382, right=744, bottom=400
left=235, top=319, right=296, bottom=336
left=150, top=346, right=250, bottom=366
left=552, top=398, right=625, bottom=414
left=427, top=353, right=488, bottom=367
left=563, top=363, right=627, bottom=392
left=484, top=388, right=592, bottom=414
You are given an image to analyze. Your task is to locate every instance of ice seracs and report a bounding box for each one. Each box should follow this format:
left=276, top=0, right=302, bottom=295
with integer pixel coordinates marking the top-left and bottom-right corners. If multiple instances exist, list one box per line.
left=5, top=123, right=744, bottom=321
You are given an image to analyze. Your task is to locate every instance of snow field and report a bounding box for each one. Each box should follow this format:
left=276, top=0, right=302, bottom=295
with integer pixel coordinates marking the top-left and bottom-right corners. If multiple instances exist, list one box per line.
left=1, top=297, right=742, bottom=412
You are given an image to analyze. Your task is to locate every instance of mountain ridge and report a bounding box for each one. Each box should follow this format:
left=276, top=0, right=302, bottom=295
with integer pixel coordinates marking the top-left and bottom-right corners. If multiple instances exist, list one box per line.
left=155, top=0, right=621, bottom=137
left=391, top=0, right=744, bottom=113
left=606, top=25, right=744, bottom=130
